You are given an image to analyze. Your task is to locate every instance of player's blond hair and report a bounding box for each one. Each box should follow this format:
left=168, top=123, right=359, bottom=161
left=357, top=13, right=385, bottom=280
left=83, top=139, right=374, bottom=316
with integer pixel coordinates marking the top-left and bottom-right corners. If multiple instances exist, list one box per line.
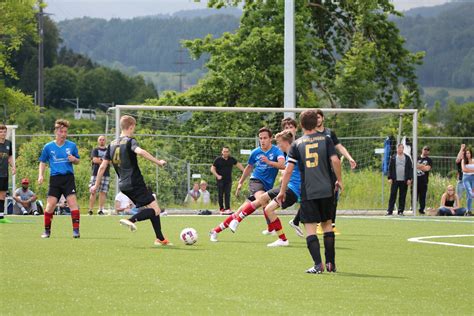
left=120, top=115, right=136, bottom=130
left=54, top=119, right=70, bottom=130
left=275, top=130, right=294, bottom=144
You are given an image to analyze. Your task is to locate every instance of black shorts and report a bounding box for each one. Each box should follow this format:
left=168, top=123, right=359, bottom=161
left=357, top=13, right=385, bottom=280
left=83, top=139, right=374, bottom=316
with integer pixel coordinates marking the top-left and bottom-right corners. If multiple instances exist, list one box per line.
left=267, top=187, right=298, bottom=209
left=0, top=177, right=8, bottom=191
left=48, top=174, right=77, bottom=200
left=247, top=179, right=266, bottom=201
left=300, top=197, right=335, bottom=224
left=122, top=185, right=155, bottom=208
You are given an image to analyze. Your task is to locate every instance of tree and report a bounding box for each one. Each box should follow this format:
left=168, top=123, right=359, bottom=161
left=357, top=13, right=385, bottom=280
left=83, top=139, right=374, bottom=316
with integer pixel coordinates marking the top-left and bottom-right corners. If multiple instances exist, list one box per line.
left=168, top=0, right=423, bottom=108
left=44, top=65, right=78, bottom=108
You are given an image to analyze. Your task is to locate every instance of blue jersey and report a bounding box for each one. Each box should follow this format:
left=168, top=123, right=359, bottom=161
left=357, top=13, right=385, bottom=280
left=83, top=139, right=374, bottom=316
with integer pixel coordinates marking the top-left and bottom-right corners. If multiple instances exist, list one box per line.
left=39, top=140, right=80, bottom=176
left=248, top=145, right=284, bottom=191
left=286, top=156, right=301, bottom=199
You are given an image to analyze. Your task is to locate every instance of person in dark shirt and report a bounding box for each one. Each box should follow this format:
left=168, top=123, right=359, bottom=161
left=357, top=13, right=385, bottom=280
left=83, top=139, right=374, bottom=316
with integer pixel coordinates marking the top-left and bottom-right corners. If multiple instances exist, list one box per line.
left=456, top=144, right=466, bottom=199
left=91, top=115, right=171, bottom=246
left=278, top=110, right=343, bottom=274
left=416, top=146, right=433, bottom=215
left=210, top=146, right=244, bottom=214
left=0, top=124, right=15, bottom=223
left=88, top=135, right=110, bottom=215
left=386, top=144, right=413, bottom=216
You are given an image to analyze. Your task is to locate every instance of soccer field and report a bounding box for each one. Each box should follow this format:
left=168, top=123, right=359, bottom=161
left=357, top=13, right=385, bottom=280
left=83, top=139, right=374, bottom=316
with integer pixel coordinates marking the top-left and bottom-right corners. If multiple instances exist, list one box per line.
left=1, top=215, right=473, bottom=315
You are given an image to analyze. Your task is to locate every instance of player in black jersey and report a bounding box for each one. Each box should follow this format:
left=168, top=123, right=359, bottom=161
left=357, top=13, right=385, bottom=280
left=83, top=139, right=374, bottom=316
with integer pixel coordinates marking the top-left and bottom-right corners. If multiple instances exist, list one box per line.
left=91, top=115, right=171, bottom=246
left=288, top=109, right=356, bottom=236
left=278, top=110, right=343, bottom=274
left=0, top=124, right=15, bottom=223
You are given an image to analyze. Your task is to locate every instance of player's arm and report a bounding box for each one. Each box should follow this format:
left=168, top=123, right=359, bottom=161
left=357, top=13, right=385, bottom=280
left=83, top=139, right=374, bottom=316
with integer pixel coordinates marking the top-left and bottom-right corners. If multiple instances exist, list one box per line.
left=335, top=143, right=356, bottom=169
left=38, top=162, right=47, bottom=184
left=456, top=144, right=465, bottom=164
left=277, top=163, right=294, bottom=203
left=134, top=147, right=166, bottom=167
left=236, top=164, right=253, bottom=196
left=330, top=154, right=343, bottom=193
left=8, top=155, right=15, bottom=175
left=261, top=156, right=285, bottom=170
left=68, top=145, right=80, bottom=165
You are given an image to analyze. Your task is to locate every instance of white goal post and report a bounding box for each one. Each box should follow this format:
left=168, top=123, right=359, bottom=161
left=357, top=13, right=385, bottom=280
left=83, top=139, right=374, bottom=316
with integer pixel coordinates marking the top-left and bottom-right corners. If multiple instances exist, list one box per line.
left=112, top=105, right=419, bottom=216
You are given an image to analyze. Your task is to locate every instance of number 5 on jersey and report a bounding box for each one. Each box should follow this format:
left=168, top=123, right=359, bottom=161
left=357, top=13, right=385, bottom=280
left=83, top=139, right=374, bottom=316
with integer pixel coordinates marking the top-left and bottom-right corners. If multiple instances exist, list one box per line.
left=305, top=143, right=319, bottom=168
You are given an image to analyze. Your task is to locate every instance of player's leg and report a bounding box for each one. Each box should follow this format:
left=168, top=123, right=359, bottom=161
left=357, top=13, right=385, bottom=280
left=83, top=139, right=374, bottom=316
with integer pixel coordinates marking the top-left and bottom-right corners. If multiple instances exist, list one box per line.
left=265, top=201, right=289, bottom=247
left=321, top=220, right=336, bottom=272
left=41, top=196, right=58, bottom=238
left=229, top=191, right=264, bottom=232
left=88, top=176, right=96, bottom=215
left=331, top=190, right=340, bottom=234
left=0, top=189, right=8, bottom=223
left=66, top=194, right=81, bottom=238
left=209, top=212, right=237, bottom=241
left=259, top=192, right=277, bottom=235
left=291, top=208, right=301, bottom=226
left=304, top=222, right=324, bottom=274
left=146, top=199, right=171, bottom=245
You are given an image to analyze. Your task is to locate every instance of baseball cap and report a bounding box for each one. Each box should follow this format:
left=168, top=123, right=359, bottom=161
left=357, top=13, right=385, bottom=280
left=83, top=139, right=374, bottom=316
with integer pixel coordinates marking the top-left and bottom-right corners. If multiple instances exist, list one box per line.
left=21, top=178, right=29, bottom=184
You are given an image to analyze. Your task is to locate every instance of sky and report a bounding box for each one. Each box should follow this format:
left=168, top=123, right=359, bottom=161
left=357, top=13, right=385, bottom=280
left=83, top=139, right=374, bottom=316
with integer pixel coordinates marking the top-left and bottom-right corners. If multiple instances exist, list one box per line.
left=46, top=0, right=453, bottom=21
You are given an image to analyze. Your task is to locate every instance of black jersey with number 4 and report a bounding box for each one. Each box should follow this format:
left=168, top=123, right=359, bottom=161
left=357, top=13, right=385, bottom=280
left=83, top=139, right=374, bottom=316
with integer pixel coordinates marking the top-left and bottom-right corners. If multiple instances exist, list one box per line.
left=288, top=132, right=337, bottom=201
left=105, top=136, right=145, bottom=191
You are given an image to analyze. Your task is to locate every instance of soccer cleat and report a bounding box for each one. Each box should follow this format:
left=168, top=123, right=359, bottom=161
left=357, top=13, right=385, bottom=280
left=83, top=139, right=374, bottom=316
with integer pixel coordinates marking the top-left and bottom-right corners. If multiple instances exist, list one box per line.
left=41, top=230, right=51, bottom=238
left=209, top=231, right=218, bottom=242
left=119, top=219, right=137, bottom=232
left=289, top=219, right=304, bottom=238
left=267, top=239, right=289, bottom=247
left=262, top=229, right=277, bottom=236
left=306, top=263, right=324, bottom=274
left=98, top=210, right=105, bottom=215
left=154, top=239, right=173, bottom=246
left=88, top=210, right=93, bottom=216
left=73, top=229, right=80, bottom=238
left=326, top=262, right=337, bottom=273
left=316, top=225, right=323, bottom=235
left=332, top=226, right=341, bottom=235
left=229, top=219, right=240, bottom=233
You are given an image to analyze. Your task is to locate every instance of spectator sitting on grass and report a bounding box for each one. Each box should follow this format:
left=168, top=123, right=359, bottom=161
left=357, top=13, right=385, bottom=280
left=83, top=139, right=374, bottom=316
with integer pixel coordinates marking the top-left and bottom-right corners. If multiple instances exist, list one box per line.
left=13, top=178, right=38, bottom=215
left=115, top=191, right=135, bottom=215
left=55, top=195, right=70, bottom=215
left=438, top=185, right=467, bottom=216
left=184, top=182, right=200, bottom=205
left=198, top=180, right=210, bottom=205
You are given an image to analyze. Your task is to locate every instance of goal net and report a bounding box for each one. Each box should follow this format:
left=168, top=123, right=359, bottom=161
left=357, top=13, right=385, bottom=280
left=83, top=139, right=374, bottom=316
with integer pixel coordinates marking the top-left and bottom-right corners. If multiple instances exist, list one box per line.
left=109, top=106, right=418, bottom=215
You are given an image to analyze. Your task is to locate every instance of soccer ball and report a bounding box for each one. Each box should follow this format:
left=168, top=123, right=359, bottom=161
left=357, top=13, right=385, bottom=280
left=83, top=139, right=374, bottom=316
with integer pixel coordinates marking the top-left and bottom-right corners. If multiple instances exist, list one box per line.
left=180, top=228, right=198, bottom=245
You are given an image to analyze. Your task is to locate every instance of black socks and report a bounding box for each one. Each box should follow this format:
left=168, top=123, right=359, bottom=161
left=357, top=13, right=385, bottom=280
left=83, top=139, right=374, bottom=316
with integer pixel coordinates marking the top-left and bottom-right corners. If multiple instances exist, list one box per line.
left=306, top=235, right=322, bottom=266
left=324, top=231, right=336, bottom=264
left=129, top=208, right=155, bottom=223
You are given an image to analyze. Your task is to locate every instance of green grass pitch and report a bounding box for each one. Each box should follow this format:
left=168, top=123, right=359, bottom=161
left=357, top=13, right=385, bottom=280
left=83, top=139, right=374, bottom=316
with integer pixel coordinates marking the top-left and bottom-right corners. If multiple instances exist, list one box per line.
left=1, top=215, right=473, bottom=315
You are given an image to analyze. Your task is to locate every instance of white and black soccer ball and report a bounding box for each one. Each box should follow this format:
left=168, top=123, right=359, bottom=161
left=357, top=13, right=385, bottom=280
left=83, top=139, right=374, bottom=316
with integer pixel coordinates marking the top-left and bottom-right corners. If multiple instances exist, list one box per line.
left=180, top=228, right=198, bottom=245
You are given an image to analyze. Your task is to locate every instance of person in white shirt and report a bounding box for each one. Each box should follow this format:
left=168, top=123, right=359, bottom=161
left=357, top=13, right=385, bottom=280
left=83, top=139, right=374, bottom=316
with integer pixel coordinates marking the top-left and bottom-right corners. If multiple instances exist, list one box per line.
left=115, top=191, right=135, bottom=215
left=198, top=180, right=211, bottom=205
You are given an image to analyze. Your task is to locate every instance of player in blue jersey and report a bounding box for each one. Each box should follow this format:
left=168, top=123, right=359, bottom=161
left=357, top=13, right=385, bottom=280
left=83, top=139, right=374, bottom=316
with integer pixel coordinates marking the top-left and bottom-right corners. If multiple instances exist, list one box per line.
left=209, top=127, right=285, bottom=241
left=38, top=119, right=81, bottom=238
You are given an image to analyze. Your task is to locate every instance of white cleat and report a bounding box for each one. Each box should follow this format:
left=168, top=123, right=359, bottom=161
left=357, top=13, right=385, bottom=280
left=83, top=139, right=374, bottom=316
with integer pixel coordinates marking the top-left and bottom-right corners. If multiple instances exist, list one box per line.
left=262, top=229, right=277, bottom=236
left=119, top=219, right=137, bottom=232
left=288, top=220, right=304, bottom=238
left=229, top=219, right=240, bottom=233
left=267, top=239, right=289, bottom=247
left=209, top=231, right=218, bottom=242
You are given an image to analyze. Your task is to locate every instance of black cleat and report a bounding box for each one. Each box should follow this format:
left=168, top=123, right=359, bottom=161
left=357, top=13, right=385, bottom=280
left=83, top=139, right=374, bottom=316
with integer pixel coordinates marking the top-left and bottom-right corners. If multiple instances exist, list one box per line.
left=419, top=210, right=425, bottom=215
left=326, top=262, right=337, bottom=273
left=98, top=210, right=105, bottom=215
left=306, top=263, right=324, bottom=274
left=88, top=210, right=93, bottom=216
left=397, top=212, right=404, bottom=216
left=385, top=212, right=393, bottom=216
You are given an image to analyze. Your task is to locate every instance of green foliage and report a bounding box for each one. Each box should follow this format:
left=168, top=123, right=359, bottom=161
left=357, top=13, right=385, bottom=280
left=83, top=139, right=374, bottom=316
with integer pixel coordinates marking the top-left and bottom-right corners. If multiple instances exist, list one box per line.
left=0, top=85, right=38, bottom=127
left=44, top=65, right=78, bottom=108
left=424, top=101, right=474, bottom=137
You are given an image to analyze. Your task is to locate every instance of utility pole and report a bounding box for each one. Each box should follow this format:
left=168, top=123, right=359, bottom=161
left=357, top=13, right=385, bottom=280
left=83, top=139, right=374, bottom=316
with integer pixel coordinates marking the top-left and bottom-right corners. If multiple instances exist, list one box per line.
left=37, top=0, right=45, bottom=109
left=174, top=48, right=189, bottom=92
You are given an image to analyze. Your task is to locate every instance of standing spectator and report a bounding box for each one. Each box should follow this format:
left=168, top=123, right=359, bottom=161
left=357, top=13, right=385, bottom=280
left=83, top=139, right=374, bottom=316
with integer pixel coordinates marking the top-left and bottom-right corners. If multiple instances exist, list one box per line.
left=184, top=182, right=201, bottom=205
left=386, top=144, right=413, bottom=216
left=416, top=146, right=433, bottom=215
left=456, top=144, right=466, bottom=199
left=0, top=124, right=15, bottom=223
left=210, top=147, right=244, bottom=214
left=115, top=191, right=135, bottom=215
left=55, top=195, right=71, bottom=215
left=198, top=180, right=211, bottom=205
left=88, top=135, right=110, bottom=215
left=38, top=119, right=81, bottom=238
left=13, top=178, right=38, bottom=215
left=438, top=185, right=466, bottom=216
left=461, top=147, right=474, bottom=213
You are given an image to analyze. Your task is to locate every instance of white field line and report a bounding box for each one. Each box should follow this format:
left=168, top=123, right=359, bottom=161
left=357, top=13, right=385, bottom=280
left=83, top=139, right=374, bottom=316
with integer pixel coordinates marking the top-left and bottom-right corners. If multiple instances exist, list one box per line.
left=407, top=235, right=474, bottom=248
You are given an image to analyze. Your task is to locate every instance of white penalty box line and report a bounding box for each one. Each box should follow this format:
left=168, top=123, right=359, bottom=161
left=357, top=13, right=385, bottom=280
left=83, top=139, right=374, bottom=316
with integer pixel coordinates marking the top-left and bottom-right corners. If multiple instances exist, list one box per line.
left=408, top=235, right=474, bottom=248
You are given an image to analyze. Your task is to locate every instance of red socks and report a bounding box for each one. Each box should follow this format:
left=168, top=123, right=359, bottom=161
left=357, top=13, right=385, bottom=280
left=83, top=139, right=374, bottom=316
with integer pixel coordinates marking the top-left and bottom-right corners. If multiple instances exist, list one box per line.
left=214, top=213, right=236, bottom=233
left=238, top=203, right=256, bottom=222
left=270, top=218, right=287, bottom=241
left=71, top=210, right=80, bottom=229
left=44, top=212, right=53, bottom=230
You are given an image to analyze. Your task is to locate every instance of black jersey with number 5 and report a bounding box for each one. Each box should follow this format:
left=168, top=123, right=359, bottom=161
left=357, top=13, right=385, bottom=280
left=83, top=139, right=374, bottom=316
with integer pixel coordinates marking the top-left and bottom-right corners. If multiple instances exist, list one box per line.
left=105, top=136, right=145, bottom=191
left=288, top=132, right=337, bottom=201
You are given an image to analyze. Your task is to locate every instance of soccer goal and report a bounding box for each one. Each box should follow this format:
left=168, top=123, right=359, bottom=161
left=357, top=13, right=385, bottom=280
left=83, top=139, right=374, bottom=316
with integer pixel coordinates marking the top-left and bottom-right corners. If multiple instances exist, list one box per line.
left=109, top=106, right=419, bottom=215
